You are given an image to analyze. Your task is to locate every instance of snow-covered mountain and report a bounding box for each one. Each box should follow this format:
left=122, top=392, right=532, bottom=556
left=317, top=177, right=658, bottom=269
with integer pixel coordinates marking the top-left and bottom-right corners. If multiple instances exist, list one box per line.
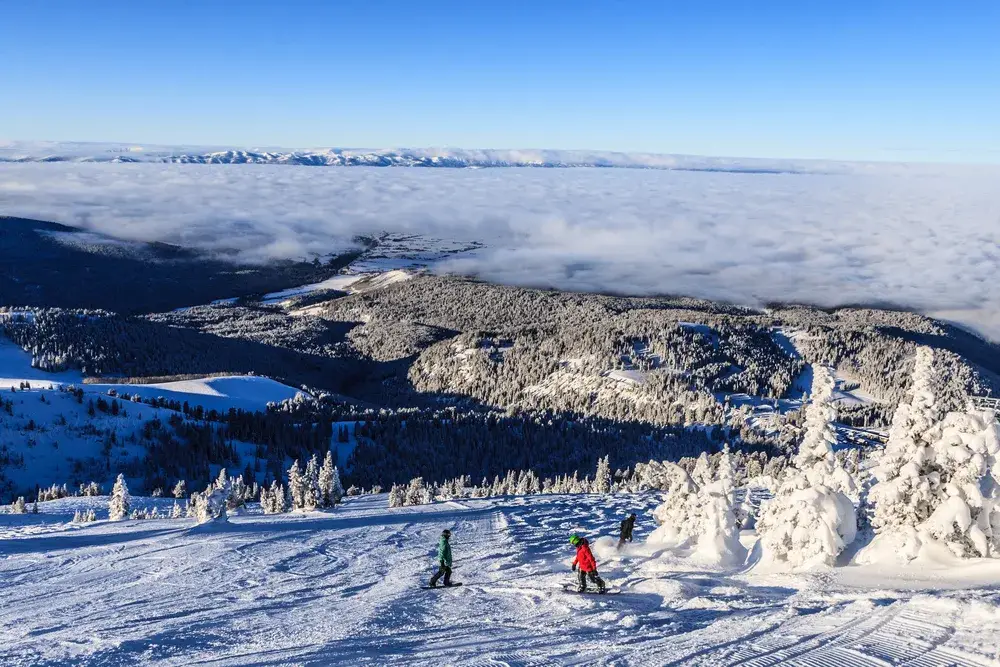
left=0, top=140, right=842, bottom=172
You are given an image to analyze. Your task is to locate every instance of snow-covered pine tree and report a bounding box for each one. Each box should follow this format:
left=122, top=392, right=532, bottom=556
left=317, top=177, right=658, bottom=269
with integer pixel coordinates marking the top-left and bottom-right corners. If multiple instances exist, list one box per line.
left=917, top=410, right=1000, bottom=558
left=405, top=477, right=431, bottom=505
left=515, top=470, right=532, bottom=495
left=387, top=484, right=405, bottom=508
left=302, top=455, right=320, bottom=510
left=170, top=501, right=183, bottom=519
left=108, top=474, right=131, bottom=521
left=287, top=460, right=305, bottom=510
left=529, top=471, right=542, bottom=495
left=717, top=445, right=736, bottom=504
left=691, top=478, right=746, bottom=565
left=193, top=479, right=231, bottom=524
left=318, top=450, right=335, bottom=508
left=691, top=452, right=714, bottom=488
left=228, top=476, right=248, bottom=511
left=757, top=366, right=857, bottom=569
left=866, top=346, right=941, bottom=543
left=594, top=456, right=612, bottom=494
left=649, top=462, right=700, bottom=547
left=172, top=480, right=186, bottom=499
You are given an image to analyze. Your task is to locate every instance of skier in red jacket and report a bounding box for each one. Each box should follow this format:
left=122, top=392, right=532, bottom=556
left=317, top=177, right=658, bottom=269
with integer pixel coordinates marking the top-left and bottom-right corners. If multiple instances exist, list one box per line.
left=569, top=534, right=607, bottom=594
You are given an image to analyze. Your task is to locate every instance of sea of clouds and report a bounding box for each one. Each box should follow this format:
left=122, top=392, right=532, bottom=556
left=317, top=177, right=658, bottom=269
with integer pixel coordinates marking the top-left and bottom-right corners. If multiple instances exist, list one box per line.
left=1, top=161, right=999, bottom=340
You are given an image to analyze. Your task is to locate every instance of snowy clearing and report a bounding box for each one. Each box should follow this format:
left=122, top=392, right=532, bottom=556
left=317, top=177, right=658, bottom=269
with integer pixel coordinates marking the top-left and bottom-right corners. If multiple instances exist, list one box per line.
left=2, top=493, right=998, bottom=666
left=85, top=376, right=307, bottom=413
left=1, top=334, right=303, bottom=413
left=264, top=269, right=413, bottom=305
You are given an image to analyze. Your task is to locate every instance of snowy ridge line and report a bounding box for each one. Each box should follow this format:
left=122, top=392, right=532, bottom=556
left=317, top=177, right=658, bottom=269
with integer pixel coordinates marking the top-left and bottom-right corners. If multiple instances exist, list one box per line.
left=0, top=141, right=869, bottom=173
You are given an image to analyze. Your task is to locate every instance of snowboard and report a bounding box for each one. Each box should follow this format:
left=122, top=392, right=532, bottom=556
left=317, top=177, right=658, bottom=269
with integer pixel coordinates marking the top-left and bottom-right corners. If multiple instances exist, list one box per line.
left=562, top=584, right=620, bottom=595
left=420, top=583, right=464, bottom=590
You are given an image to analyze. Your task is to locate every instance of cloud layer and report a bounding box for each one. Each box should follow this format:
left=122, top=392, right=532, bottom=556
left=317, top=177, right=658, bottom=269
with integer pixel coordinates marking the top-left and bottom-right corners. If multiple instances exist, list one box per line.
left=1, top=162, right=999, bottom=340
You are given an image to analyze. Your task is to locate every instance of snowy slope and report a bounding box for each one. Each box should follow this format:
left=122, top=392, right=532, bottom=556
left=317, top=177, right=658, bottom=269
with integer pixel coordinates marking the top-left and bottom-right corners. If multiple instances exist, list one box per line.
left=86, top=376, right=305, bottom=413
left=262, top=269, right=413, bottom=305
left=0, top=336, right=308, bottom=494
left=1, top=492, right=998, bottom=666
left=1, top=335, right=304, bottom=412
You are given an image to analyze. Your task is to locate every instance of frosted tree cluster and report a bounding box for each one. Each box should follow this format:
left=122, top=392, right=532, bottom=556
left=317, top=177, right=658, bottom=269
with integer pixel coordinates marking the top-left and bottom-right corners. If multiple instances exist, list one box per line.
left=647, top=456, right=746, bottom=565
left=285, top=452, right=343, bottom=511
left=863, top=347, right=1000, bottom=561
left=756, top=366, right=857, bottom=569
left=73, top=509, right=97, bottom=523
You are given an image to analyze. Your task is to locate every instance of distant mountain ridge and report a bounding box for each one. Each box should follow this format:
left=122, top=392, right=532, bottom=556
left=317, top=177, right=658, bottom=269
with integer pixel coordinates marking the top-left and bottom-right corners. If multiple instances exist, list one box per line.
left=0, top=141, right=841, bottom=173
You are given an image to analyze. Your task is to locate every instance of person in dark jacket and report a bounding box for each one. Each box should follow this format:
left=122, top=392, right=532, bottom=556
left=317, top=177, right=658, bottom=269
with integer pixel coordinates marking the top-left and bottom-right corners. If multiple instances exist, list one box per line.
left=429, top=529, right=454, bottom=587
left=569, top=534, right=606, bottom=594
left=619, top=513, right=637, bottom=546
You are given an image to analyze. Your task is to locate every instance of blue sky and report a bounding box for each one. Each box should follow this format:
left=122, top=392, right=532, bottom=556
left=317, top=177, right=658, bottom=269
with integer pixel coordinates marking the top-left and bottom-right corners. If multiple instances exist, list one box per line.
left=2, top=1, right=998, bottom=162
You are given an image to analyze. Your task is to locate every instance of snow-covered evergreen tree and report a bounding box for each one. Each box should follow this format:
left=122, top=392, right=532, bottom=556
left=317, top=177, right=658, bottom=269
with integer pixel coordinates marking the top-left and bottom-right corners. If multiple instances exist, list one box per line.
left=318, top=450, right=335, bottom=508
left=170, top=501, right=183, bottom=519
left=287, top=459, right=305, bottom=510
left=916, top=410, right=1000, bottom=558
left=330, top=465, right=345, bottom=505
left=717, top=445, right=736, bottom=504
left=192, top=480, right=231, bottom=524
left=303, top=455, right=320, bottom=511
left=757, top=366, right=857, bottom=569
left=108, top=474, right=131, bottom=521
left=387, top=484, right=405, bottom=508
left=691, top=479, right=746, bottom=564
left=594, top=456, right=612, bottom=494
left=648, top=461, right=745, bottom=565
left=228, top=476, right=248, bottom=511
left=691, top=452, right=714, bottom=487
left=867, top=346, right=942, bottom=541
left=10, top=497, right=27, bottom=514
left=649, top=463, right=700, bottom=547
left=172, top=480, right=186, bottom=499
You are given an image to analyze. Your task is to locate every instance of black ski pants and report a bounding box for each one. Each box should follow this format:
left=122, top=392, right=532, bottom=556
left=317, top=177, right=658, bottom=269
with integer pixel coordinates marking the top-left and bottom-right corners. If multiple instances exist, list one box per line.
left=430, top=562, right=452, bottom=586
left=577, top=569, right=606, bottom=592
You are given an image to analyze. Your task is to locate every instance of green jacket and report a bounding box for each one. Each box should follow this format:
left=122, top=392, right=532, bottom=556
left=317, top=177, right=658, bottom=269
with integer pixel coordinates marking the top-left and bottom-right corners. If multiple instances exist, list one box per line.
left=437, top=536, right=453, bottom=566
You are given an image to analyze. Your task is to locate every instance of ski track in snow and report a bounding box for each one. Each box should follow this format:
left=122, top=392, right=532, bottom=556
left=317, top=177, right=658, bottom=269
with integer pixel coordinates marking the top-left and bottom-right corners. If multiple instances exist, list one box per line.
left=2, top=494, right=998, bottom=666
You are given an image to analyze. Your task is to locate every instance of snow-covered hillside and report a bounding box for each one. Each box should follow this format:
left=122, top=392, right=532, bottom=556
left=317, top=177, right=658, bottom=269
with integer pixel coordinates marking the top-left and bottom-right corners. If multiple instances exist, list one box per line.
left=1, top=336, right=303, bottom=412
left=0, top=336, right=307, bottom=493
left=2, top=492, right=998, bottom=666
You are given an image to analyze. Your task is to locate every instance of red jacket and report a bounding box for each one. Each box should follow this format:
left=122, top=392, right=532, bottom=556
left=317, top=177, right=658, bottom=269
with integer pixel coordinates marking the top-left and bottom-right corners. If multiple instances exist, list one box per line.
left=573, top=539, right=598, bottom=572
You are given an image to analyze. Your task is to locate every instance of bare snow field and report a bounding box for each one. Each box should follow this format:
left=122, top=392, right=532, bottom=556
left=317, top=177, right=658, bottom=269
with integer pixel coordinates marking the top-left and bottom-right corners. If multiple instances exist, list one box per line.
left=2, top=161, right=1000, bottom=340
left=2, top=493, right=999, bottom=666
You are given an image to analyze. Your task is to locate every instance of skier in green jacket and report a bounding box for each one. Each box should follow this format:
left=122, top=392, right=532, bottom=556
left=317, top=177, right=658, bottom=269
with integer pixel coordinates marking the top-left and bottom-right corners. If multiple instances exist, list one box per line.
left=429, top=529, right=454, bottom=587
